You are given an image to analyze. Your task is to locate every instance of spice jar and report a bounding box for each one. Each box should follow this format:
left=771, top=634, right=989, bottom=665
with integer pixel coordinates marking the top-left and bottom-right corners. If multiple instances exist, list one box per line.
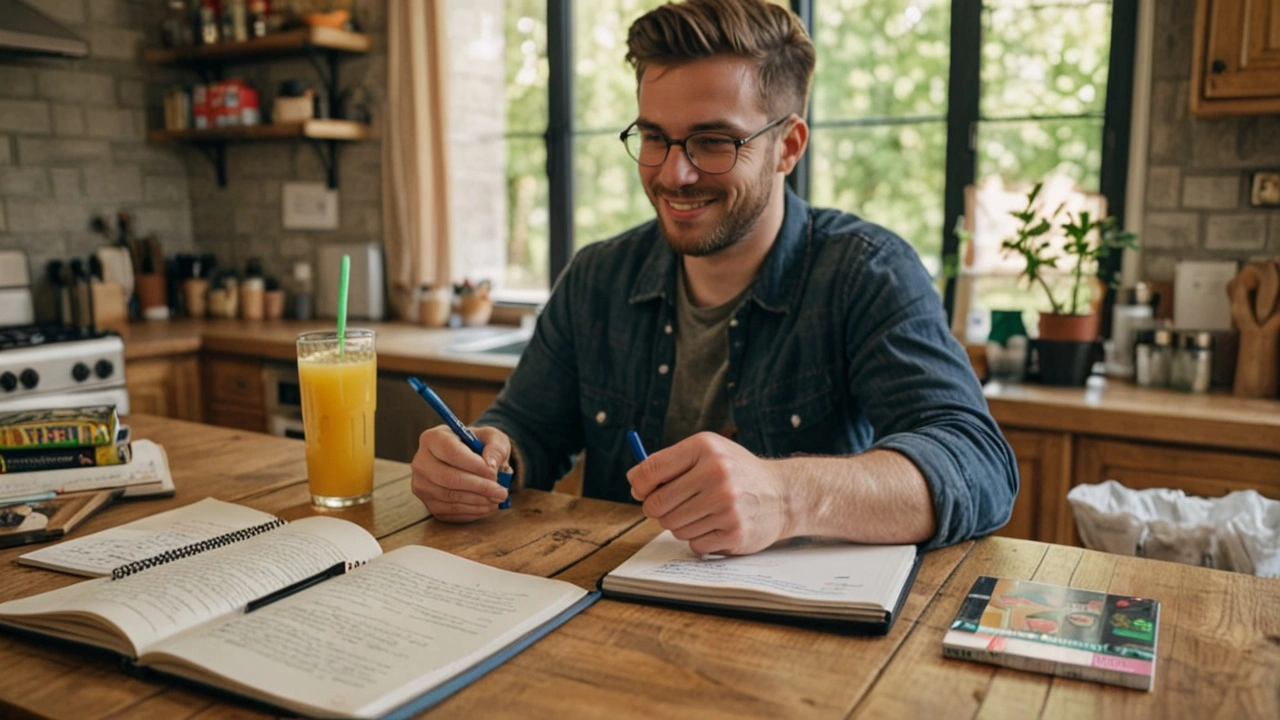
left=1138, top=329, right=1174, bottom=388
left=1171, top=331, right=1214, bottom=393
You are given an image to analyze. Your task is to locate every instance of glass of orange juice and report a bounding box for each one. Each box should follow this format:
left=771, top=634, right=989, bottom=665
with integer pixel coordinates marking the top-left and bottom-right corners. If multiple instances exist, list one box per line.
left=296, top=329, right=376, bottom=507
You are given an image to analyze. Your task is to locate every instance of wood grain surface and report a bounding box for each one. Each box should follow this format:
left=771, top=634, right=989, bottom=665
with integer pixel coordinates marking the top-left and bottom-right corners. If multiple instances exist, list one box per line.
left=2, top=418, right=1276, bottom=719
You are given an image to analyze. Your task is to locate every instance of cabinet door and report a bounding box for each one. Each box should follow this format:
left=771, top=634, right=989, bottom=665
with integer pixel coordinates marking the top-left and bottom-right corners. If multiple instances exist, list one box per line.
left=1193, top=0, right=1280, bottom=115
left=126, top=356, right=202, bottom=421
left=1070, top=437, right=1280, bottom=543
left=997, top=429, right=1073, bottom=544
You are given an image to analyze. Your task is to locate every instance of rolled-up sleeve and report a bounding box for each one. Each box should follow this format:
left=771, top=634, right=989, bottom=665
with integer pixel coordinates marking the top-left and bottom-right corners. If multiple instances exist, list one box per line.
left=842, top=234, right=1019, bottom=549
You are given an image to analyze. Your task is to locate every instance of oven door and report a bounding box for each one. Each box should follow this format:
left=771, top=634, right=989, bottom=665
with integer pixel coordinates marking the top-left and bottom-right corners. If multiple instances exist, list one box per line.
left=0, top=387, right=130, bottom=415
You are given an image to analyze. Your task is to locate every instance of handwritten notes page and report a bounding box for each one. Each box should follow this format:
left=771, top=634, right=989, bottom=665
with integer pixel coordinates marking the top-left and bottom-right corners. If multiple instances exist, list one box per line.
left=0, top=516, right=382, bottom=657
left=18, top=498, right=280, bottom=577
left=143, top=546, right=589, bottom=719
left=602, top=531, right=917, bottom=619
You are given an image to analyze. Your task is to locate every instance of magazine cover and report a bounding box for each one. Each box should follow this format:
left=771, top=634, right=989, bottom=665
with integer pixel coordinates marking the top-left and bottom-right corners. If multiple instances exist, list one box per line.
left=0, top=406, right=119, bottom=450
left=943, top=576, right=1159, bottom=690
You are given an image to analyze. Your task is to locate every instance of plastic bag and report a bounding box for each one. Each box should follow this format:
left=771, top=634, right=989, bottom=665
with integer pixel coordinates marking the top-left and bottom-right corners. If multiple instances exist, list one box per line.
left=1067, top=480, right=1280, bottom=578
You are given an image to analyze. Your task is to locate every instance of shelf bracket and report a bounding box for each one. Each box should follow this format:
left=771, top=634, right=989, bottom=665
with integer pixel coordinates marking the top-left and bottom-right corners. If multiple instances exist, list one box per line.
left=193, top=142, right=228, bottom=187
left=306, top=50, right=342, bottom=105
left=307, top=139, right=339, bottom=189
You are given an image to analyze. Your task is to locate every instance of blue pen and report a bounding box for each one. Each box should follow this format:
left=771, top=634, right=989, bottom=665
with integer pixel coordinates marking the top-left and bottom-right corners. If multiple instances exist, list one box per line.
left=626, top=430, right=648, bottom=462
left=626, top=430, right=717, bottom=561
left=407, top=376, right=511, bottom=509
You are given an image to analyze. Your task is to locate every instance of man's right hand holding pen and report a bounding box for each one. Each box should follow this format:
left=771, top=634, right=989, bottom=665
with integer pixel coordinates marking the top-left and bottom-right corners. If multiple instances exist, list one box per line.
left=411, top=424, right=513, bottom=522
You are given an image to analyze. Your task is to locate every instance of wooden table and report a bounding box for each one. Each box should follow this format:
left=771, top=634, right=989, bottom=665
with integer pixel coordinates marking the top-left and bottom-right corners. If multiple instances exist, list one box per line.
left=1, top=417, right=1277, bottom=719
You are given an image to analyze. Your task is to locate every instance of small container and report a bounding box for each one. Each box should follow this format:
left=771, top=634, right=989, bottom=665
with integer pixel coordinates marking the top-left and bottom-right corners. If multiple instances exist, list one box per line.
left=240, top=276, right=265, bottom=320
left=1138, top=329, right=1174, bottom=388
left=1171, top=331, right=1214, bottom=393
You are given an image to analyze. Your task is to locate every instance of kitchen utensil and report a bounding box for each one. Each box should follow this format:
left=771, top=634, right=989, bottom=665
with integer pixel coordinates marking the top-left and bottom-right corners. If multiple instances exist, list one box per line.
left=1227, top=260, right=1280, bottom=398
left=46, top=260, right=72, bottom=326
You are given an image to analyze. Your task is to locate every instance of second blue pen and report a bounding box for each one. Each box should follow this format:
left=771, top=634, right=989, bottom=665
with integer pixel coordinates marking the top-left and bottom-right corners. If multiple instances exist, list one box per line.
left=408, top=376, right=511, bottom=510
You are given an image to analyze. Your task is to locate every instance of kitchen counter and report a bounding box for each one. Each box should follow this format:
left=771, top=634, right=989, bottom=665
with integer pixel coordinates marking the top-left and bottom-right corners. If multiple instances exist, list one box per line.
left=984, top=380, right=1280, bottom=455
left=117, top=319, right=523, bottom=383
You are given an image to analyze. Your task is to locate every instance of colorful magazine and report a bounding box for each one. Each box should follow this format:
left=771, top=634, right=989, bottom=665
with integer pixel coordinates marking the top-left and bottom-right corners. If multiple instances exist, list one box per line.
left=943, top=576, right=1159, bottom=690
left=0, top=406, right=119, bottom=450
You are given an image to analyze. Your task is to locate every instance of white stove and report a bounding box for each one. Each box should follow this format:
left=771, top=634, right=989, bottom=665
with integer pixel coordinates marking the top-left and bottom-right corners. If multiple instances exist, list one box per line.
left=0, top=325, right=129, bottom=414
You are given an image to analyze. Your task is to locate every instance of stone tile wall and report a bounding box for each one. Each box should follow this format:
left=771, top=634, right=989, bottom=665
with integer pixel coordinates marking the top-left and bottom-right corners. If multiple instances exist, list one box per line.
left=0, top=0, right=192, bottom=322
left=1142, top=0, right=1280, bottom=281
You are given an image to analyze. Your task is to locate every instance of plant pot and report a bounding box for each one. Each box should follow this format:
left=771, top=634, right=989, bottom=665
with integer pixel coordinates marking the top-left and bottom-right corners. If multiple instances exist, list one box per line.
left=1038, top=311, right=1099, bottom=342
left=1028, top=339, right=1099, bottom=387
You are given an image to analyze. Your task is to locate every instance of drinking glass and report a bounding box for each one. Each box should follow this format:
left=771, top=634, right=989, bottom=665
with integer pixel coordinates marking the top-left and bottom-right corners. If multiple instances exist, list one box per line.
left=296, top=329, right=376, bottom=507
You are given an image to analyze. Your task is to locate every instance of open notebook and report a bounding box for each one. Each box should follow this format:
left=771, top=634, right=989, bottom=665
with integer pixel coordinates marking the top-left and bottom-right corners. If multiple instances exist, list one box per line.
left=3, top=507, right=596, bottom=719
left=600, top=531, right=921, bottom=635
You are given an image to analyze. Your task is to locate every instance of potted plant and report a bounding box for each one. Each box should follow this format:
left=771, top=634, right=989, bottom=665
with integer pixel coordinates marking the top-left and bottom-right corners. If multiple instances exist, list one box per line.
left=1002, top=182, right=1137, bottom=385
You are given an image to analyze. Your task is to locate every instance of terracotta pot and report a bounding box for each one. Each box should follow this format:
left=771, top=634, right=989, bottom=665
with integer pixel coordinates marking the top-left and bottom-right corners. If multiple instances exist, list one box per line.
left=1038, top=312, right=1099, bottom=342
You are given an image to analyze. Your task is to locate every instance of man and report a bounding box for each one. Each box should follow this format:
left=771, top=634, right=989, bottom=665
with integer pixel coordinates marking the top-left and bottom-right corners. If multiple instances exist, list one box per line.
left=412, top=0, right=1017, bottom=555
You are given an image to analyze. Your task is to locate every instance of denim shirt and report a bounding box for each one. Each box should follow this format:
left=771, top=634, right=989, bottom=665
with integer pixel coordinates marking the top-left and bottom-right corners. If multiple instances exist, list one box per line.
left=477, top=189, right=1018, bottom=549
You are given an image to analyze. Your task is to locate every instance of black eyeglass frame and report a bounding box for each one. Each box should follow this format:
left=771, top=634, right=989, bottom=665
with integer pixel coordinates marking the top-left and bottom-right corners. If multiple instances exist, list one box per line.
left=618, top=115, right=791, bottom=174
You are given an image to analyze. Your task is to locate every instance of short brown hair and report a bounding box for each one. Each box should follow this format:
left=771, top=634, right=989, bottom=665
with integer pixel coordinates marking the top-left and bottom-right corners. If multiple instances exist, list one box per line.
left=626, top=0, right=815, bottom=119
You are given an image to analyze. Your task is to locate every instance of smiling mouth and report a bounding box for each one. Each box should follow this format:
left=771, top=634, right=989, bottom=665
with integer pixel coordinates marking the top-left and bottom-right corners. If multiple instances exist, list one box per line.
left=665, top=198, right=712, bottom=211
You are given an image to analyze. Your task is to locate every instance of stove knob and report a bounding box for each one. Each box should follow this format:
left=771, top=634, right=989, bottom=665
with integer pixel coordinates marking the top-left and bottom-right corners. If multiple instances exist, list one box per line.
left=95, top=359, right=114, bottom=379
left=19, top=369, right=38, bottom=390
left=72, top=362, right=91, bottom=382
left=0, top=372, right=15, bottom=392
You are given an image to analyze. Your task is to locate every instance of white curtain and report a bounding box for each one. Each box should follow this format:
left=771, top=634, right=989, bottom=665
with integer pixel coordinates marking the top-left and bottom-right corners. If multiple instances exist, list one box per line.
left=384, top=0, right=451, bottom=320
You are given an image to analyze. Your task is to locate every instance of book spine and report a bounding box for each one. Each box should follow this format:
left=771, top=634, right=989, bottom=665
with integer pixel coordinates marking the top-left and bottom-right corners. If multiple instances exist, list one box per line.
left=0, top=412, right=118, bottom=450
left=0, top=443, right=131, bottom=474
left=942, top=644, right=1150, bottom=691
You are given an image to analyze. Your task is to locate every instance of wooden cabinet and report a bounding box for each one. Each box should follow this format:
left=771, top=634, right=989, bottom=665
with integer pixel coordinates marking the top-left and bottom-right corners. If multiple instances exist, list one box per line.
left=202, top=355, right=267, bottom=433
left=1191, top=0, right=1280, bottom=116
left=996, top=429, right=1074, bottom=544
left=126, top=355, right=202, bottom=422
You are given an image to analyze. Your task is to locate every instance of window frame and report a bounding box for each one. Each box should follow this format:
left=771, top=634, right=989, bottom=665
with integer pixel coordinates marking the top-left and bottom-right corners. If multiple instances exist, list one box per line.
left=533, top=0, right=1137, bottom=326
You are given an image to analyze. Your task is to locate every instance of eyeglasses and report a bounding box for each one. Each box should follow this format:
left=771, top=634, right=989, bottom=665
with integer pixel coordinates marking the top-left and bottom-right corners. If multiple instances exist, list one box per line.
left=619, top=116, right=790, bottom=174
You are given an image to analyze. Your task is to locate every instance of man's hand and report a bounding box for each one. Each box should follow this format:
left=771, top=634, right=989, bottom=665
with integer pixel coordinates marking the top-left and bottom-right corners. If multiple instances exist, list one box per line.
left=626, top=432, right=790, bottom=555
left=411, top=425, right=511, bottom=522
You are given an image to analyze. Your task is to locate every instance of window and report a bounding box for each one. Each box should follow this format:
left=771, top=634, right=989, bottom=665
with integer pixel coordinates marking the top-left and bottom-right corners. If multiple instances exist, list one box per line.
left=468, top=0, right=1134, bottom=315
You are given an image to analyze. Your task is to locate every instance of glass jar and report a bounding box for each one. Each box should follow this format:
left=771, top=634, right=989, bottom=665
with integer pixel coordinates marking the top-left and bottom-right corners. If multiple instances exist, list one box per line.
left=1144, top=329, right=1173, bottom=388
left=1171, top=331, right=1214, bottom=393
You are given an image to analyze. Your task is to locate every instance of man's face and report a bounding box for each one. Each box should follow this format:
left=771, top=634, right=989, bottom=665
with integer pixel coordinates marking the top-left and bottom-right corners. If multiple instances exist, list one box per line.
left=635, top=56, right=781, bottom=257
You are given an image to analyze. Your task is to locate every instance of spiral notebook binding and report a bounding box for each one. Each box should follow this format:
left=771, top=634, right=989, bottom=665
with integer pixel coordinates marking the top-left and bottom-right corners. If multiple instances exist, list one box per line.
left=110, top=517, right=288, bottom=580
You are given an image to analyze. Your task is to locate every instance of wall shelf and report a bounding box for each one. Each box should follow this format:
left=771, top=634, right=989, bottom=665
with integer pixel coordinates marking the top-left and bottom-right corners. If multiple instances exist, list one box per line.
left=147, top=120, right=370, bottom=143
left=147, top=121, right=370, bottom=188
left=143, top=27, right=370, bottom=65
left=145, top=28, right=372, bottom=189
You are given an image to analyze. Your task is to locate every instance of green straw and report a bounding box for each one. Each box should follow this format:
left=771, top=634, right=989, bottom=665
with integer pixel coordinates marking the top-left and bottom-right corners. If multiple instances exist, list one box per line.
left=336, top=254, right=350, bottom=357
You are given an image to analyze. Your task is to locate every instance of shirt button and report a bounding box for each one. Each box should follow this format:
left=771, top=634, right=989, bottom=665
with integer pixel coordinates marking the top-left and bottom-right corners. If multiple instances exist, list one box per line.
left=658, top=364, right=670, bottom=375
left=727, top=381, right=735, bottom=390
left=664, top=324, right=673, bottom=334
left=596, top=411, right=607, bottom=424
left=790, top=414, right=801, bottom=428
left=729, top=318, right=739, bottom=328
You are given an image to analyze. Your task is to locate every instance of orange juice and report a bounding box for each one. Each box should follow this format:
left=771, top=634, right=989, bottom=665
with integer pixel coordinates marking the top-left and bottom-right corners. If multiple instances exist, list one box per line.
left=297, top=330, right=376, bottom=507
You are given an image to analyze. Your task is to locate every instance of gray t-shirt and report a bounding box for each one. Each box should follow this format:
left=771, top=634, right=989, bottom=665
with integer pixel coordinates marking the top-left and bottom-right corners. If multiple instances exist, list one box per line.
left=661, top=267, right=749, bottom=448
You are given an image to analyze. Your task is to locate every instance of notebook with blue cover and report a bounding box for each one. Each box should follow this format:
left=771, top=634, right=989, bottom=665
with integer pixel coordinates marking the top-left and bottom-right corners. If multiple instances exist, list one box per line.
left=0, top=513, right=596, bottom=718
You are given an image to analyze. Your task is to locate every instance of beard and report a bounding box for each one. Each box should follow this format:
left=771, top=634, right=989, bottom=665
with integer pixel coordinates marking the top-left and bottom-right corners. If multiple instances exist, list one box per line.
left=648, top=160, right=775, bottom=258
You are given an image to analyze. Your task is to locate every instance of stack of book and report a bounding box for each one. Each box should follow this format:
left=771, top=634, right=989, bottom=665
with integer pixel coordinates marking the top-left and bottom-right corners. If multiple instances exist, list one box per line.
left=0, top=406, right=130, bottom=474
left=0, top=405, right=174, bottom=549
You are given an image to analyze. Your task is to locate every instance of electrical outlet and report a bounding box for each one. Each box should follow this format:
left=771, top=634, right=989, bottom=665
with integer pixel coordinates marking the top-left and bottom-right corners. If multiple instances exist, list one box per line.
left=282, top=182, right=339, bottom=230
left=1250, top=171, right=1280, bottom=207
